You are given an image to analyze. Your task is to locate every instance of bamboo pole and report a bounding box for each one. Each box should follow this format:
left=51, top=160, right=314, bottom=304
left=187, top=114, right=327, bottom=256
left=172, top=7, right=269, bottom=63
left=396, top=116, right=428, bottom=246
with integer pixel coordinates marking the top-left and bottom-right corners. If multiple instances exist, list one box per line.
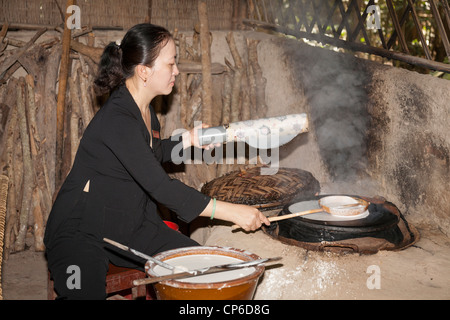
left=55, top=0, right=75, bottom=187
left=242, top=19, right=450, bottom=73
left=430, top=0, right=450, bottom=59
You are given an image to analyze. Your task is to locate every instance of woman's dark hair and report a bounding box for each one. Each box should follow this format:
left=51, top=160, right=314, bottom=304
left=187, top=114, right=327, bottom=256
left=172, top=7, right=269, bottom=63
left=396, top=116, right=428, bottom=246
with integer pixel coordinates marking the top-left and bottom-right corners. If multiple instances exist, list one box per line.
left=94, top=23, right=172, bottom=96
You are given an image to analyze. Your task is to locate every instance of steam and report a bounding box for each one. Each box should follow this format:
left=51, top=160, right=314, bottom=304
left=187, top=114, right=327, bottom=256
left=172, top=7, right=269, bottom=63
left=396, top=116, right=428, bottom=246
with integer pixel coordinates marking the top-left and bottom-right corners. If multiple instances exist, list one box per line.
left=283, top=40, right=371, bottom=182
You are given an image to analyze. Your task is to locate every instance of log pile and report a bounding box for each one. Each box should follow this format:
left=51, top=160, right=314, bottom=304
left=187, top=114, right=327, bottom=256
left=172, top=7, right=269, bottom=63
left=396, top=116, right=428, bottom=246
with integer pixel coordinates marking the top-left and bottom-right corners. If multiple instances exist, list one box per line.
left=0, top=23, right=98, bottom=257
left=0, top=2, right=268, bottom=256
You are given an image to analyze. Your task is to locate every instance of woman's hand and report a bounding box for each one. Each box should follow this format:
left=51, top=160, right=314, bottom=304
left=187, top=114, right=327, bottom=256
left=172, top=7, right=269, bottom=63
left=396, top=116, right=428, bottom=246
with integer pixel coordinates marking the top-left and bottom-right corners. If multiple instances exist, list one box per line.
left=200, top=199, right=270, bottom=232
left=182, top=123, right=221, bottom=150
left=229, top=204, right=271, bottom=232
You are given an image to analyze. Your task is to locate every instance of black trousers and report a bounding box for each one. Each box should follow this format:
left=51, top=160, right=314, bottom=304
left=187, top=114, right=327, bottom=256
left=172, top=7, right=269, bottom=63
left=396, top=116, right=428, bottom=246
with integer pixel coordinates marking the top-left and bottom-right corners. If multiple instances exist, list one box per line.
left=46, top=224, right=199, bottom=300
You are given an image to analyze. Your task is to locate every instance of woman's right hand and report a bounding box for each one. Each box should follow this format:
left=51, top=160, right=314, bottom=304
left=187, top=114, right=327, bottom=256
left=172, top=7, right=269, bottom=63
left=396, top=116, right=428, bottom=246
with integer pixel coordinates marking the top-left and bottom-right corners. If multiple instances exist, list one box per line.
left=200, top=199, right=270, bottom=232
left=228, top=204, right=270, bottom=231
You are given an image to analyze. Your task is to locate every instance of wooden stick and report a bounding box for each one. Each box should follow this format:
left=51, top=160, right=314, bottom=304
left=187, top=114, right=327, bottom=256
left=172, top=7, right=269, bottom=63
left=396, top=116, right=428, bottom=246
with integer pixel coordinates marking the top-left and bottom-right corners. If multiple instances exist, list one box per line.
left=1, top=78, right=18, bottom=259
left=178, top=61, right=226, bottom=74
left=225, top=32, right=244, bottom=122
left=25, top=74, right=52, bottom=218
left=55, top=0, right=75, bottom=187
left=430, top=0, right=450, bottom=59
left=240, top=71, right=251, bottom=121
left=69, top=73, right=81, bottom=164
left=246, top=38, right=267, bottom=118
left=43, top=44, right=63, bottom=207
left=77, top=65, right=94, bottom=130
left=242, top=19, right=450, bottom=73
left=0, top=28, right=46, bottom=80
left=187, top=85, right=203, bottom=127
left=31, top=186, right=44, bottom=251
left=198, top=0, right=213, bottom=125
left=179, top=33, right=189, bottom=128
left=0, top=174, right=8, bottom=299
left=0, top=22, right=8, bottom=53
left=267, top=209, right=323, bottom=222
left=15, top=78, right=33, bottom=252
left=25, top=75, right=47, bottom=251
left=70, top=40, right=103, bottom=64
left=231, top=209, right=322, bottom=230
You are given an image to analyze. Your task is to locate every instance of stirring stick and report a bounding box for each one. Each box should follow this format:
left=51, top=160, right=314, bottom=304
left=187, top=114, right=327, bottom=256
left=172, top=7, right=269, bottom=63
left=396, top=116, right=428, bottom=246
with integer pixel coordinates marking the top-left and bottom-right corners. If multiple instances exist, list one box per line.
left=231, top=208, right=322, bottom=230
left=103, top=238, right=174, bottom=270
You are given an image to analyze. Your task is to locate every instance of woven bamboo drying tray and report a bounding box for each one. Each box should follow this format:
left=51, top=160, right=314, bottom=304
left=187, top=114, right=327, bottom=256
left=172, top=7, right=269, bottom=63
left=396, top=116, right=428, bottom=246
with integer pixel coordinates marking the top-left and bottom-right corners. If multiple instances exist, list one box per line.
left=201, top=167, right=320, bottom=211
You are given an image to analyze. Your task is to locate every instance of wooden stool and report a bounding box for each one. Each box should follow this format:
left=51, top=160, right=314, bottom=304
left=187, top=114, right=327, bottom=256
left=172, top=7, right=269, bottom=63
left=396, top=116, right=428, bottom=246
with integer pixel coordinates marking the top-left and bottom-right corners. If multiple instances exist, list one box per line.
left=48, top=264, right=148, bottom=300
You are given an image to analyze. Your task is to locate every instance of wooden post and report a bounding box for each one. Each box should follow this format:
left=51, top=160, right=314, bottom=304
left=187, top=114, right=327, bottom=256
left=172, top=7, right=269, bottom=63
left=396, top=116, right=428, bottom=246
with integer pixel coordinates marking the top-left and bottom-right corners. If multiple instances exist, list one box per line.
left=55, top=0, right=75, bottom=187
left=198, top=0, right=213, bottom=125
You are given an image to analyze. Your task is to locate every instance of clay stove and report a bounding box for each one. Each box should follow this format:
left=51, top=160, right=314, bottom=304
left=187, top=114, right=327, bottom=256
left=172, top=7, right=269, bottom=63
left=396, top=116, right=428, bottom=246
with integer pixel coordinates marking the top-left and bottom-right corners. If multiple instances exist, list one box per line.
left=202, top=166, right=419, bottom=255
left=263, top=194, right=419, bottom=255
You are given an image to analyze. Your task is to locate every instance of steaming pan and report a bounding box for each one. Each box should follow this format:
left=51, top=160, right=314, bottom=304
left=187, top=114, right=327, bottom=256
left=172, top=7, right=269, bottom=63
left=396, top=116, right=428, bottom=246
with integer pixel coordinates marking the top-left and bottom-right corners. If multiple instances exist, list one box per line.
left=319, top=196, right=369, bottom=217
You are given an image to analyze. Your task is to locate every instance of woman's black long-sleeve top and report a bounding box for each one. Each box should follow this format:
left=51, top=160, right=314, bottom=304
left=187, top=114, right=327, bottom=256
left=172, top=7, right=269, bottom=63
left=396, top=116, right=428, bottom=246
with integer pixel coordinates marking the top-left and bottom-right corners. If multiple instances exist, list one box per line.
left=44, top=85, right=210, bottom=253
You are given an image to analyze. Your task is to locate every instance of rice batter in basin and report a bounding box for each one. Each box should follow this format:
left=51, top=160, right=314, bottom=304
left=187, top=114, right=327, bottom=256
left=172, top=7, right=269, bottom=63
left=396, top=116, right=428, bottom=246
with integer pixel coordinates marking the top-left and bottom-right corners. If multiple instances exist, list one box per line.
left=145, top=246, right=265, bottom=300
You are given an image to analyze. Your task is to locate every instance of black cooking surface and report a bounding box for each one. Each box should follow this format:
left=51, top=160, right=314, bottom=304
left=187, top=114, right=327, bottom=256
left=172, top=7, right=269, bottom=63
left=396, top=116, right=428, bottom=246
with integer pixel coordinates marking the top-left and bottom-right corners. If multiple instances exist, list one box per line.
left=284, top=201, right=398, bottom=229
left=270, top=195, right=402, bottom=244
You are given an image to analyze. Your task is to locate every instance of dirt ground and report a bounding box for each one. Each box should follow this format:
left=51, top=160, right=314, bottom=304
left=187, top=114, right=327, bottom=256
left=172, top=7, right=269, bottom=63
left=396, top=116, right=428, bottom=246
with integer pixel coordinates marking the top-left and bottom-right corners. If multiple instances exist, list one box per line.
left=205, top=224, right=450, bottom=300
left=1, top=223, right=449, bottom=300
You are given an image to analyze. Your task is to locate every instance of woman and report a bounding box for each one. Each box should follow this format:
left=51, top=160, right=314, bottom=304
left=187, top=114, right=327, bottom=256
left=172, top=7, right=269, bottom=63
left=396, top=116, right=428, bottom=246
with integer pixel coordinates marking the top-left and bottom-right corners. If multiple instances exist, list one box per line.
left=44, top=23, right=270, bottom=299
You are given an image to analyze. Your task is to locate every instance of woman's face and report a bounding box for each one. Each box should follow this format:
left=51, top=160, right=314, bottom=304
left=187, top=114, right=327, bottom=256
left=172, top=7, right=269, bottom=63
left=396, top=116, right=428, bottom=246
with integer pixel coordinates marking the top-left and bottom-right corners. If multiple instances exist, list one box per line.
left=148, top=38, right=179, bottom=96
